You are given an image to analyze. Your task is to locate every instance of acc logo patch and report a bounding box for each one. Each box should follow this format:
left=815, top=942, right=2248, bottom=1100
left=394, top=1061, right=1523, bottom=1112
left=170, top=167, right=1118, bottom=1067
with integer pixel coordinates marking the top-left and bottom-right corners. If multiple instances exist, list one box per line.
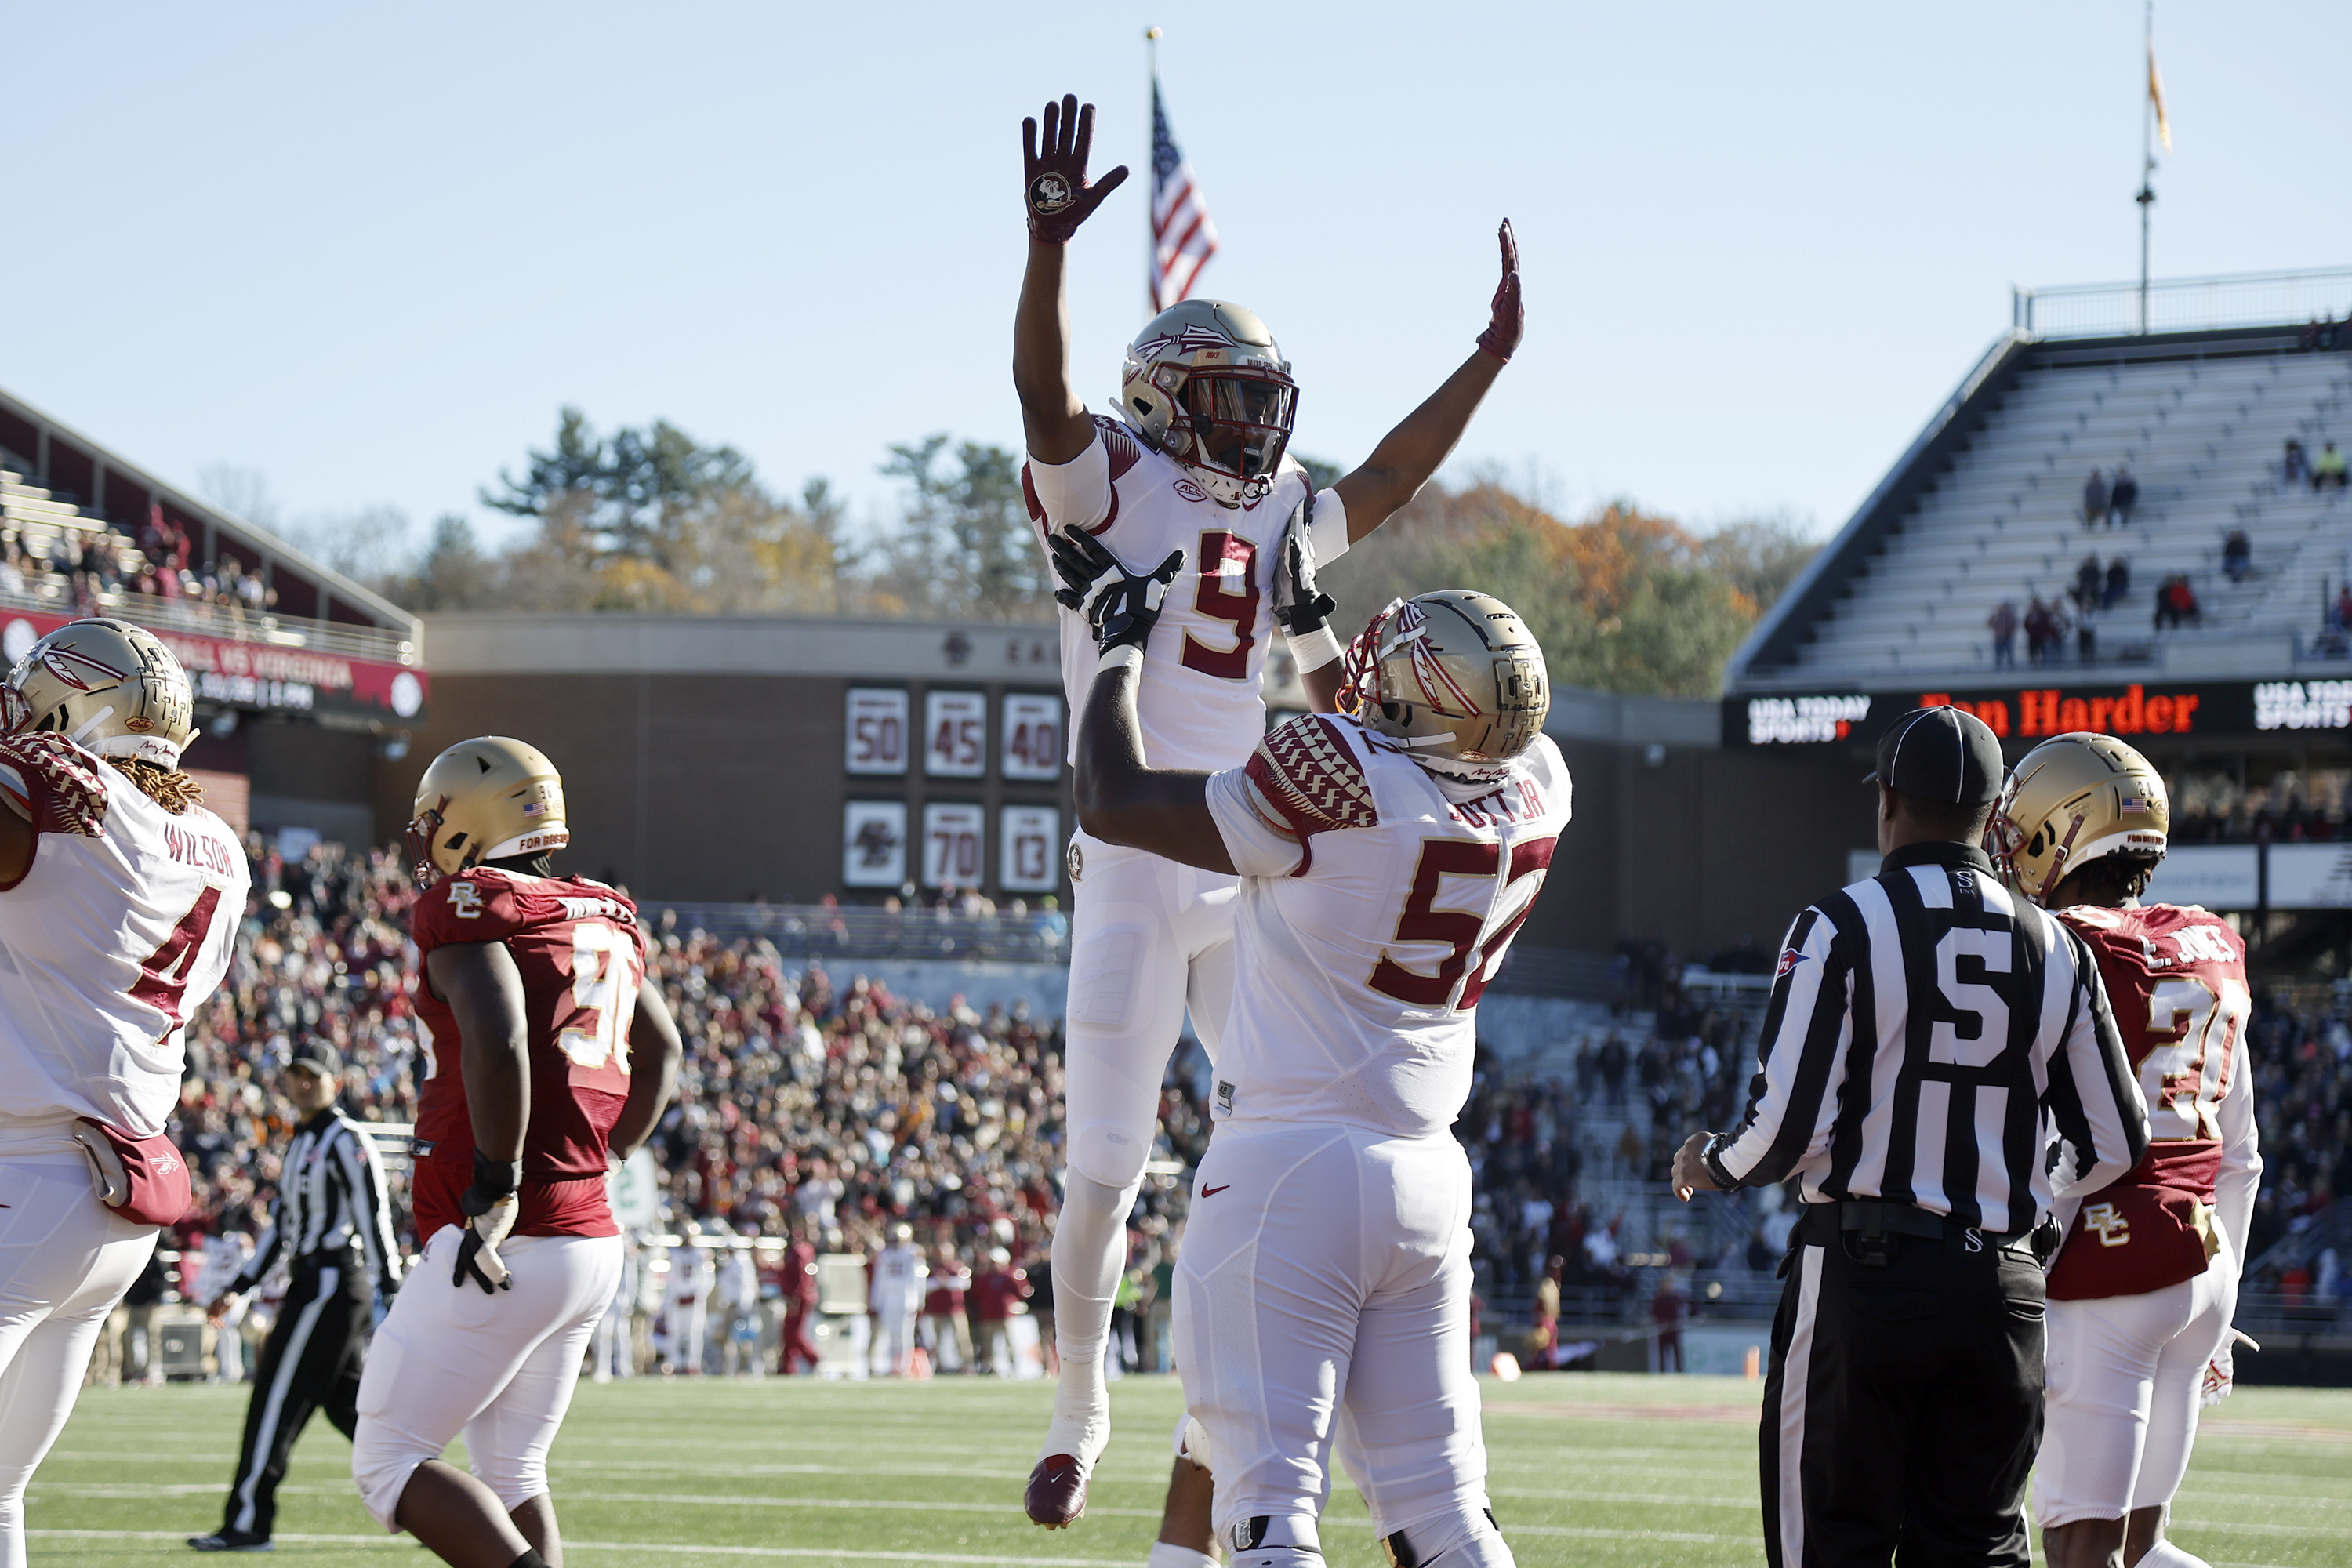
left=1065, top=839, right=1083, bottom=884
left=1776, top=946, right=1806, bottom=978
left=1172, top=478, right=1209, bottom=503
left=449, top=881, right=485, bottom=920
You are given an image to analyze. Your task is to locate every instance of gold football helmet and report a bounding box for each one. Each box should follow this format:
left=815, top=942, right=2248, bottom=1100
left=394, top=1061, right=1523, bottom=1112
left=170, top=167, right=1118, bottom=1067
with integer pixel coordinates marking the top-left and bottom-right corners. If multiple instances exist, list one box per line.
left=4, top=618, right=197, bottom=768
left=1118, top=299, right=1298, bottom=507
left=405, top=736, right=568, bottom=887
left=1987, top=732, right=2169, bottom=906
left=1340, top=590, right=1549, bottom=768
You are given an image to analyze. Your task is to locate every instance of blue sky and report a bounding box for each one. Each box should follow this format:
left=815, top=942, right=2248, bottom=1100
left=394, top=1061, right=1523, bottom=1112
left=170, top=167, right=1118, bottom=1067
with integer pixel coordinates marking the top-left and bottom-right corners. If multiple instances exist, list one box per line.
left=7, top=4, right=2350, bottom=557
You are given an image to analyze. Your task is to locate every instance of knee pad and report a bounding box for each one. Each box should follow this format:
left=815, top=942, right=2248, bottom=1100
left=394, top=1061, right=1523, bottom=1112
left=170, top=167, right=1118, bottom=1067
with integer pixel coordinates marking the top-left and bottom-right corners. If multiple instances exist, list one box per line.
left=1225, top=1515, right=1321, bottom=1568
left=1381, top=1506, right=1513, bottom=1568
left=350, top=1416, right=430, bottom=1533
left=1069, top=1118, right=1152, bottom=1189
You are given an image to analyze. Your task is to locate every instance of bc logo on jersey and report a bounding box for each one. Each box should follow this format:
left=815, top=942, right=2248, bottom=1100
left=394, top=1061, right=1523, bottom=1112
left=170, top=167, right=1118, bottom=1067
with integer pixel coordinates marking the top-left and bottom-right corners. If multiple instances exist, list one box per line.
left=449, top=882, right=485, bottom=920
left=2084, top=1202, right=2131, bottom=1247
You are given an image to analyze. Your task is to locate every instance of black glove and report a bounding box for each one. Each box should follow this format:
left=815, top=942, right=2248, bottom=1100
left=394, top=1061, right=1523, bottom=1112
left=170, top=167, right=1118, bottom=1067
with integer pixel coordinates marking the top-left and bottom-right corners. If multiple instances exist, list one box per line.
left=1091, top=550, right=1187, bottom=655
left=1271, top=500, right=1335, bottom=637
left=1048, top=525, right=1121, bottom=613
left=454, top=1150, right=521, bottom=1295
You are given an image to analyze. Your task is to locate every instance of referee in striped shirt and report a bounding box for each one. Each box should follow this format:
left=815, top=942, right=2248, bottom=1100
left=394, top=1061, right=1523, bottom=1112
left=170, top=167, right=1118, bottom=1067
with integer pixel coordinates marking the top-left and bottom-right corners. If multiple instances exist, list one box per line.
left=191, top=1042, right=402, bottom=1553
left=1672, top=706, right=2149, bottom=1568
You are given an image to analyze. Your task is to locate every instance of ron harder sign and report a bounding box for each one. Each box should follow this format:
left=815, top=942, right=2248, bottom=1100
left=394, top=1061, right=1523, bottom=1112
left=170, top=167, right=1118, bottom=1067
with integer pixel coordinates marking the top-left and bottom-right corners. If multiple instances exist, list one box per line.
left=1726, top=677, right=2352, bottom=748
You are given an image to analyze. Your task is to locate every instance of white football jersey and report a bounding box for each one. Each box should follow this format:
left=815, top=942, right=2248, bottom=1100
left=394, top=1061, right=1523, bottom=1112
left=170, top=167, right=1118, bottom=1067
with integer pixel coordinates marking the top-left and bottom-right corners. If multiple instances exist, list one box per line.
left=0, top=735, right=249, bottom=1136
left=869, top=1241, right=924, bottom=1312
left=1025, top=416, right=1349, bottom=770
left=1203, top=714, right=1572, bottom=1139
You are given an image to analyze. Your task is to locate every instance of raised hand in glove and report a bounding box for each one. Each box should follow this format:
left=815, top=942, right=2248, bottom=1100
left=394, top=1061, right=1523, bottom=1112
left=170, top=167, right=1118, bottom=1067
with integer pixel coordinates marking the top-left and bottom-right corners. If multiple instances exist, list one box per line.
left=1271, top=501, right=1335, bottom=638
left=1023, top=94, right=1129, bottom=245
left=1047, top=524, right=1122, bottom=615
left=1090, top=549, right=1187, bottom=656
left=453, top=1150, right=521, bottom=1295
left=1475, top=220, right=1523, bottom=363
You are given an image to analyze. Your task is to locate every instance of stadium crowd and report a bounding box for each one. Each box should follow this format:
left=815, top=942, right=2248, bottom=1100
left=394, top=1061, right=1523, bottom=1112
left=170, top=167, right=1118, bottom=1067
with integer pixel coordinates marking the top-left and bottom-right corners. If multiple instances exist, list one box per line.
left=102, top=833, right=2352, bottom=1381
left=0, top=510, right=278, bottom=625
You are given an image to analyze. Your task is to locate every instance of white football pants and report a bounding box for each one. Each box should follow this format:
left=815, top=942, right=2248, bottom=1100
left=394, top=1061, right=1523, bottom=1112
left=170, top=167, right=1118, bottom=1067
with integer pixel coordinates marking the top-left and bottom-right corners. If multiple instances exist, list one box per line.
left=1175, top=1121, right=1509, bottom=1566
left=1052, top=831, right=1236, bottom=1366
left=352, top=1226, right=619, bottom=1531
left=2034, top=1263, right=2234, bottom=1528
left=666, top=1288, right=709, bottom=1374
left=0, top=1142, right=158, bottom=1568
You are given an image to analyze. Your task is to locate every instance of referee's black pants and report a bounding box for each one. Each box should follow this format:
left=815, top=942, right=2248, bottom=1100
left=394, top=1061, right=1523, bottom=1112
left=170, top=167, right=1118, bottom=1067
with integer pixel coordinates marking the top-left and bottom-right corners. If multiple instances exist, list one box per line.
left=220, top=1256, right=369, bottom=1540
left=1759, top=1207, right=2046, bottom=1568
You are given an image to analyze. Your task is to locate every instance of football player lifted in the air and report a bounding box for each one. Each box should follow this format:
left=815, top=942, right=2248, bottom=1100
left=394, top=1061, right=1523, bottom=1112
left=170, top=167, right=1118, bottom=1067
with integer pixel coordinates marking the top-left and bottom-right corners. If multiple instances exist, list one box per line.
left=1014, top=90, right=1524, bottom=1539
left=350, top=739, right=683, bottom=1568
left=0, top=619, right=249, bottom=1568
left=1071, top=561, right=1564, bottom=1568
left=1987, top=735, right=2262, bottom=1568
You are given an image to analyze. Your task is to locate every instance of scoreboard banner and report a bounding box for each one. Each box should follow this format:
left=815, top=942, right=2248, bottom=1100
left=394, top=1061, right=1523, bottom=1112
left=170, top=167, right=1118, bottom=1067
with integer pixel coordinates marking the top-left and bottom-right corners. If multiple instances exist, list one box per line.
left=1726, top=677, right=2352, bottom=748
left=0, top=607, right=426, bottom=727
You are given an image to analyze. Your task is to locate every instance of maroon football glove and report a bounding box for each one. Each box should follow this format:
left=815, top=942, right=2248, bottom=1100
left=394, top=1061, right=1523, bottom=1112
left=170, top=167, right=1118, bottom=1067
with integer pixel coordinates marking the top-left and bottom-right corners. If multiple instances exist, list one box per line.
left=1022, top=94, right=1130, bottom=244
left=1476, top=219, right=1523, bottom=362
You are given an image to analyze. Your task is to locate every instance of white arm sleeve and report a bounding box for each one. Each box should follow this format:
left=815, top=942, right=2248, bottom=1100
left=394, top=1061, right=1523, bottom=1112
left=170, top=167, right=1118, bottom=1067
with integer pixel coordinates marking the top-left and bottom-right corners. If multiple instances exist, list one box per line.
left=2212, top=1025, right=2263, bottom=1273
left=1204, top=766, right=1305, bottom=879
left=1025, top=431, right=1112, bottom=534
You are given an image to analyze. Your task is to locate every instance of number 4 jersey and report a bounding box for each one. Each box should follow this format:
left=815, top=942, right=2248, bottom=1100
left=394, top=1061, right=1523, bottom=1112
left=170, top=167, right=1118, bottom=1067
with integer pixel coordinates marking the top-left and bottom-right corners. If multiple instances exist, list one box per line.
left=2046, top=902, right=2260, bottom=1301
left=1025, top=416, right=1348, bottom=770
left=1203, top=713, right=1571, bottom=1138
left=0, top=733, right=249, bottom=1137
left=409, top=867, right=648, bottom=1240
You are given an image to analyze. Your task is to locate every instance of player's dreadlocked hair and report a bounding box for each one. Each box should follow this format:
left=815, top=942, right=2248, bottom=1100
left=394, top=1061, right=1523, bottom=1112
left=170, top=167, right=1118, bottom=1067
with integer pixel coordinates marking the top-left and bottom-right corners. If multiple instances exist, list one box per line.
left=113, top=758, right=205, bottom=816
left=2050, top=848, right=2164, bottom=909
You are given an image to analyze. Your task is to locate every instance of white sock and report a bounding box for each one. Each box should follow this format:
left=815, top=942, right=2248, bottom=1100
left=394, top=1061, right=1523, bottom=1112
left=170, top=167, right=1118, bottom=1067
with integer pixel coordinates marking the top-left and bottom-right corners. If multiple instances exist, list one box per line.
left=1051, top=1171, right=1140, bottom=1366
left=1145, top=1544, right=1218, bottom=1568
left=2136, top=1541, right=2210, bottom=1568
left=1052, top=1351, right=1107, bottom=1423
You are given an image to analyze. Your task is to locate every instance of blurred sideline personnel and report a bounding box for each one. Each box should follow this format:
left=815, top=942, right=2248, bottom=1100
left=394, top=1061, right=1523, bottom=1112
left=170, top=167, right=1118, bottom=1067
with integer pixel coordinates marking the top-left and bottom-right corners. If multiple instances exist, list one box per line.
left=1673, top=706, right=2150, bottom=1568
left=1073, top=568, right=1563, bottom=1568
left=1013, top=90, right=1525, bottom=1541
left=192, top=1040, right=402, bottom=1552
left=350, top=739, right=682, bottom=1568
left=1987, top=736, right=2263, bottom=1568
left=0, top=621, right=248, bottom=1568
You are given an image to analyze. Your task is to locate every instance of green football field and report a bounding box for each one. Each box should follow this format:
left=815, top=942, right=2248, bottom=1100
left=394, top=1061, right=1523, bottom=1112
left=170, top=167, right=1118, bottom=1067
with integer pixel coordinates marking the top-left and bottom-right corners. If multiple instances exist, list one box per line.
left=26, top=1373, right=2352, bottom=1566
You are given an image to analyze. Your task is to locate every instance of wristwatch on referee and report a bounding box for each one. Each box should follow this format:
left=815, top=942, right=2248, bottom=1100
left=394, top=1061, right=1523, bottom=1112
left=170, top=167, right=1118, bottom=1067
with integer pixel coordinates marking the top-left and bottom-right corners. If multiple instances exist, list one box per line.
left=1700, top=1135, right=1740, bottom=1193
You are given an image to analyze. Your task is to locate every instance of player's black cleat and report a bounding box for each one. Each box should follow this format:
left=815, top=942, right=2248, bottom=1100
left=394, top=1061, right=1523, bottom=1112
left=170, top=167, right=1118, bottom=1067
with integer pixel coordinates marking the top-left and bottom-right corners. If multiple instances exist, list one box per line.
left=188, top=1531, right=274, bottom=1552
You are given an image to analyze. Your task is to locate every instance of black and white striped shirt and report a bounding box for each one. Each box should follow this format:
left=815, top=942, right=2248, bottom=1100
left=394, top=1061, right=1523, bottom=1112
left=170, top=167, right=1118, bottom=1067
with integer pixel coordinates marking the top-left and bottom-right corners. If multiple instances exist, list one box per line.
left=1702, top=841, right=2150, bottom=1234
left=230, top=1106, right=402, bottom=1298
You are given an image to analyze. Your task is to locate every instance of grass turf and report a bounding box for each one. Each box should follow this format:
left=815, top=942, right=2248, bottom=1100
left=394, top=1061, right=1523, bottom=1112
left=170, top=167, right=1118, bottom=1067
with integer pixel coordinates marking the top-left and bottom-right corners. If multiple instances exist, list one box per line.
left=25, top=1372, right=2352, bottom=1566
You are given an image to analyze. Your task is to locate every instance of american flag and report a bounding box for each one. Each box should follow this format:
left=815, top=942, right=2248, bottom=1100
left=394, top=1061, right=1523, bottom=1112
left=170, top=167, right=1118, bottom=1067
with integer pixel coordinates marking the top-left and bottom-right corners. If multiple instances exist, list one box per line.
left=1149, top=78, right=1217, bottom=312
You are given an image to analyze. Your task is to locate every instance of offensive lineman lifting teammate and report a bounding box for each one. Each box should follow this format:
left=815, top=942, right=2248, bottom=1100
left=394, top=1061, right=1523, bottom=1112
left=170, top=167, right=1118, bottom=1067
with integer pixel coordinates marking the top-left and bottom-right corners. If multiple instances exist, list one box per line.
left=1074, top=560, right=1564, bottom=1568
left=1986, top=735, right=2263, bottom=1568
left=350, top=739, right=683, bottom=1568
left=1014, top=89, right=1524, bottom=1534
left=0, top=620, right=249, bottom=1568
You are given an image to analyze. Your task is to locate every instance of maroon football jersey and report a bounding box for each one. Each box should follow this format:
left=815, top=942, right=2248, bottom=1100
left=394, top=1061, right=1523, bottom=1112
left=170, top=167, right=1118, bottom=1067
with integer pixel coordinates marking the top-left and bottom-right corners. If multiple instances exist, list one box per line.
left=409, top=867, right=648, bottom=1240
left=2047, top=901, right=2247, bottom=1300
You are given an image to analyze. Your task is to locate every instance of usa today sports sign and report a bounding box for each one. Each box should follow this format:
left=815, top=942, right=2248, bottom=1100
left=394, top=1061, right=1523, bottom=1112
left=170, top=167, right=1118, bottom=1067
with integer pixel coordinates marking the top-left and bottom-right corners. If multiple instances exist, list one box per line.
left=1726, top=678, right=2352, bottom=748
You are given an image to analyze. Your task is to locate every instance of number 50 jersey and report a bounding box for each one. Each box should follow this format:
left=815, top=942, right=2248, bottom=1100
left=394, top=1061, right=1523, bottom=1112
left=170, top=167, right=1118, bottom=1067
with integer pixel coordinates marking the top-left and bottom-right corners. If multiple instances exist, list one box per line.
left=409, top=867, right=648, bottom=1240
left=1202, top=713, right=1572, bottom=1139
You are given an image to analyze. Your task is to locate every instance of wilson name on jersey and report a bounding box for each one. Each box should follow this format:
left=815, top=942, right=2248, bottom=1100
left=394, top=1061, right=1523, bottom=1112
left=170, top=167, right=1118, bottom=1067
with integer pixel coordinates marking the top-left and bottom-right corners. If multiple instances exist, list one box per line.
left=409, top=867, right=649, bottom=1240
left=1203, top=714, right=1572, bottom=1139
left=0, top=733, right=249, bottom=1135
left=2048, top=902, right=2255, bottom=1301
left=1022, top=415, right=1345, bottom=772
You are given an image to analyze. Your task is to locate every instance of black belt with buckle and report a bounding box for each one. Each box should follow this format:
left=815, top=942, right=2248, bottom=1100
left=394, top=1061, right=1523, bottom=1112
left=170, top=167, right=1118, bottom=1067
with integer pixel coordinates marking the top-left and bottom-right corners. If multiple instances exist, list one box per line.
left=1829, top=1200, right=2030, bottom=1267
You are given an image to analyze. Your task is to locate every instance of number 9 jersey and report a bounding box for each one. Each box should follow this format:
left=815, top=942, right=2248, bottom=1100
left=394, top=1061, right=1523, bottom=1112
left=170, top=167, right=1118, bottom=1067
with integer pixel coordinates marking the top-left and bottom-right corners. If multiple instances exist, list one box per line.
left=408, top=867, right=648, bottom=1242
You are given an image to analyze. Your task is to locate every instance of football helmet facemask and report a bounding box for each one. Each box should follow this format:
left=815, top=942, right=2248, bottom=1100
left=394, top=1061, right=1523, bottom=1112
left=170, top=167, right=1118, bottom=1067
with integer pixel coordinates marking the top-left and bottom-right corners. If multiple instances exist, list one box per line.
left=1119, top=299, right=1298, bottom=508
left=1338, top=590, right=1549, bottom=771
left=5, top=617, right=198, bottom=768
left=405, top=736, right=569, bottom=888
left=1986, top=731, right=2169, bottom=906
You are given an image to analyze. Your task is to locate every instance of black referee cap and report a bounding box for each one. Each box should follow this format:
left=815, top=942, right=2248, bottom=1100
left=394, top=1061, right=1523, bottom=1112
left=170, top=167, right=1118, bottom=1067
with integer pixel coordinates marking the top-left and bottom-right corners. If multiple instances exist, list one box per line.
left=289, top=1040, right=343, bottom=1076
left=1867, top=706, right=2004, bottom=806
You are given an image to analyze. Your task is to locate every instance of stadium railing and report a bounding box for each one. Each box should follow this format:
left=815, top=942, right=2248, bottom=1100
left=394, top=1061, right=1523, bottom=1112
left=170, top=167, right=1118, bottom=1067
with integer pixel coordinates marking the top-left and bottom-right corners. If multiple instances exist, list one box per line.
left=2014, top=266, right=2352, bottom=339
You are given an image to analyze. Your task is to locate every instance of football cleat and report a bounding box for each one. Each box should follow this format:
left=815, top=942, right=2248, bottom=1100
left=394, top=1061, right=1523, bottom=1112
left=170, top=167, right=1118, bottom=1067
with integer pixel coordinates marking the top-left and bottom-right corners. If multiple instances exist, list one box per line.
left=404, top=736, right=569, bottom=887
left=1025, top=1450, right=1090, bottom=1528
left=187, top=1531, right=274, bottom=1552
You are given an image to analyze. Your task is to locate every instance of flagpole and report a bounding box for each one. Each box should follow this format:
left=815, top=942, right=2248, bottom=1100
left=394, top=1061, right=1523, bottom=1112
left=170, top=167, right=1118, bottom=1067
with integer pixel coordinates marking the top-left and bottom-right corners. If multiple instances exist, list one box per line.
left=2137, top=0, right=2155, bottom=335
left=1145, top=24, right=1163, bottom=320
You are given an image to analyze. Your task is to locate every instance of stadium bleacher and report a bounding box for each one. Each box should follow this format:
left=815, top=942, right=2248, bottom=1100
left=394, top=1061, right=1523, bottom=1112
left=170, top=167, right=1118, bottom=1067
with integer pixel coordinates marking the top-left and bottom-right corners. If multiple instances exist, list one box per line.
left=1786, top=344, right=2352, bottom=679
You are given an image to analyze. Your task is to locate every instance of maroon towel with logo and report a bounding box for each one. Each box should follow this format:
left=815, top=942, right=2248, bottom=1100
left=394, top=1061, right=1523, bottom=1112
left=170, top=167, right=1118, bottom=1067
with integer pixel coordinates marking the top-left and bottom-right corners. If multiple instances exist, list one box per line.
left=71, top=1118, right=193, bottom=1227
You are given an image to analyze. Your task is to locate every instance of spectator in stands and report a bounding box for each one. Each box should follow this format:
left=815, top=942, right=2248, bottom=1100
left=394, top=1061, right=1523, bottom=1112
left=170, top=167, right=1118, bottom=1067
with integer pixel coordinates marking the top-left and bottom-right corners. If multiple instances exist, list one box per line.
left=2154, top=573, right=2202, bottom=630
left=2224, top=528, right=2254, bottom=583
left=2082, top=467, right=2111, bottom=528
left=2334, top=583, right=2352, bottom=634
left=2103, top=556, right=2132, bottom=610
left=2077, top=601, right=2097, bottom=666
left=1987, top=599, right=2019, bottom=668
left=0, top=539, right=24, bottom=597
left=2109, top=463, right=2140, bottom=527
left=2316, top=441, right=2349, bottom=492
left=2072, top=556, right=2102, bottom=615
left=2025, top=595, right=2067, bottom=665
left=2285, top=437, right=2311, bottom=486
